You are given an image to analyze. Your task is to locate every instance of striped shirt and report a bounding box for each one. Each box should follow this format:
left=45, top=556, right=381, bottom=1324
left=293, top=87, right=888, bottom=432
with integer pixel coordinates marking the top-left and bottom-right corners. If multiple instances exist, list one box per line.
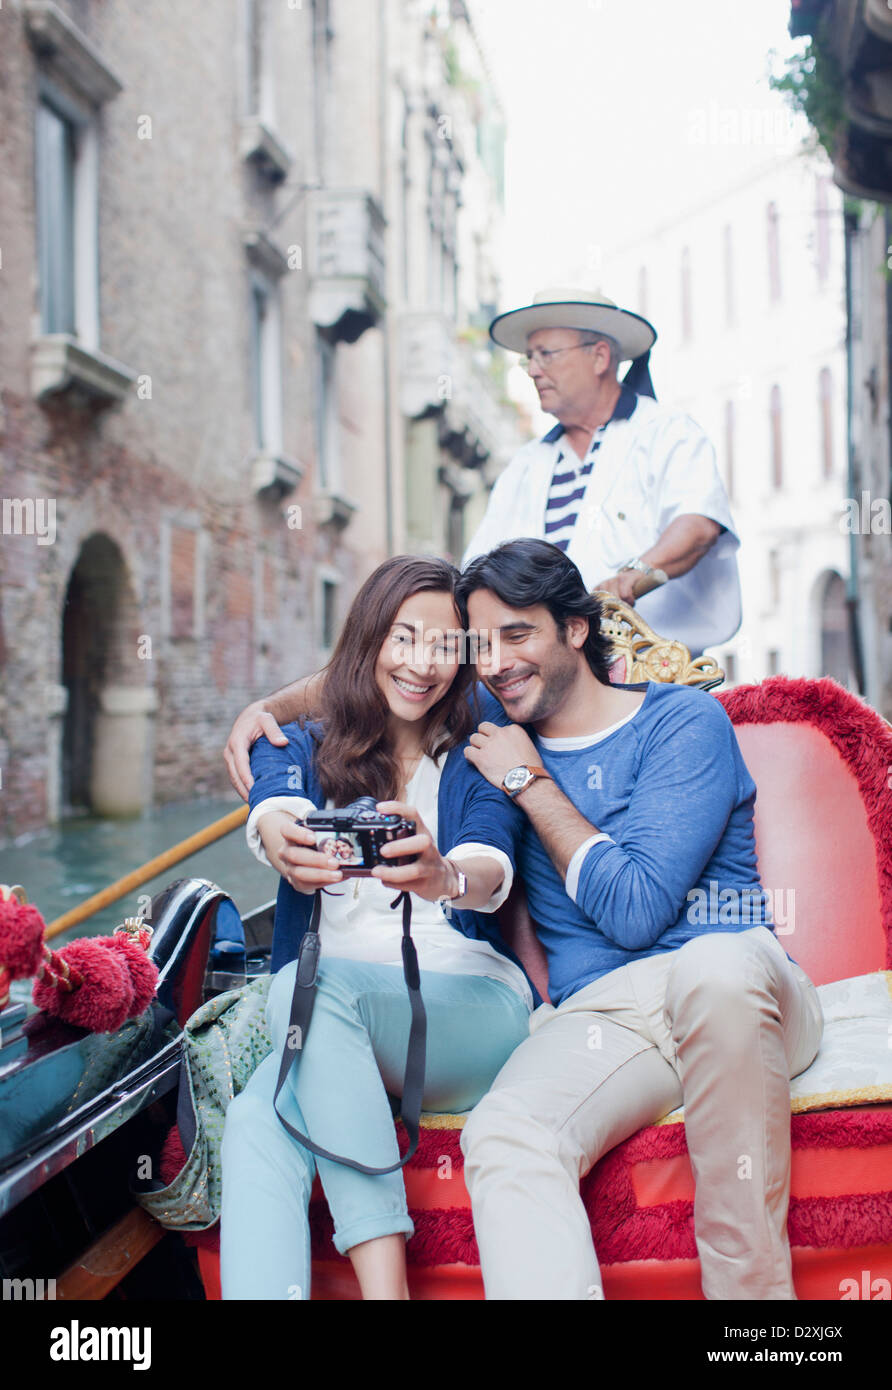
left=544, top=387, right=638, bottom=552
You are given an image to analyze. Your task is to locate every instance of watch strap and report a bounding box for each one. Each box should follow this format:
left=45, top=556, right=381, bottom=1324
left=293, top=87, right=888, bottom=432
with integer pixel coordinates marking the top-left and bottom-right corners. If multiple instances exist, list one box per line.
left=503, top=764, right=552, bottom=799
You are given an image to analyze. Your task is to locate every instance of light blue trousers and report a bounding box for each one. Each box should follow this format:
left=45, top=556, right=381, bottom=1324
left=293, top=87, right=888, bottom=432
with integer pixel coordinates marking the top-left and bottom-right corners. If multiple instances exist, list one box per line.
left=220, top=956, right=530, bottom=1299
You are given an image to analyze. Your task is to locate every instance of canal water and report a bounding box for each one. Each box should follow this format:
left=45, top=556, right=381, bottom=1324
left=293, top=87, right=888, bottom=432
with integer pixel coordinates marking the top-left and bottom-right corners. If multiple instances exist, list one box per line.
left=0, top=797, right=277, bottom=1001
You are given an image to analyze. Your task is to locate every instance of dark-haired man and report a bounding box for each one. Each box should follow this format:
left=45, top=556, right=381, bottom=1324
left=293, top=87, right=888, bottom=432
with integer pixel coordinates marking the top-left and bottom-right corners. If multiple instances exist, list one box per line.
left=455, top=538, right=822, bottom=1301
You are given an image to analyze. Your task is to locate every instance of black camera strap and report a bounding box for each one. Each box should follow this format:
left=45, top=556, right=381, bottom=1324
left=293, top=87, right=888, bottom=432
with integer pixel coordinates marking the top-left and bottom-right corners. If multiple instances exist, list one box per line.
left=272, top=888, right=427, bottom=1174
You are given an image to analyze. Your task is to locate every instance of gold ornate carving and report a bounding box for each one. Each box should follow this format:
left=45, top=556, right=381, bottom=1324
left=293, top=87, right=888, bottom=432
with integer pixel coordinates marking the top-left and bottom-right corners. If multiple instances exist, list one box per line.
left=595, top=593, right=725, bottom=690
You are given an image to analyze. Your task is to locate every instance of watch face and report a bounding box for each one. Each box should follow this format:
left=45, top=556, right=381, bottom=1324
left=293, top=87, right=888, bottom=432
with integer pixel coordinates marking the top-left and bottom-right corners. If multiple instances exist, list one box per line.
left=504, top=765, right=530, bottom=792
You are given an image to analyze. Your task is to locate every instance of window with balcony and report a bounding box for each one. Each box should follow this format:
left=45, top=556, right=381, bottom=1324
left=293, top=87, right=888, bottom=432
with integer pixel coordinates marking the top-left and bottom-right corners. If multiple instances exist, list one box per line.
left=243, top=229, right=301, bottom=497
left=311, top=332, right=354, bottom=527
left=249, top=272, right=283, bottom=456
left=246, top=0, right=272, bottom=124
left=241, top=0, right=291, bottom=179
left=27, top=8, right=134, bottom=405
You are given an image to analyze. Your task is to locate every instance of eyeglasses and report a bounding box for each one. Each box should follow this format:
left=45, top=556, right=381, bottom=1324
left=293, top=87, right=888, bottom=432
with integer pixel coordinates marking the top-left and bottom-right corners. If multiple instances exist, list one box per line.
left=518, top=344, right=592, bottom=372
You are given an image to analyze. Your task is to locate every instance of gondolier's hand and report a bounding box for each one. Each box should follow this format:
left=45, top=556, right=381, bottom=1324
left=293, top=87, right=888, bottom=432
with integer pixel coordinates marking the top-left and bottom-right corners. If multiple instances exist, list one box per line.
left=464, top=721, right=540, bottom=790
left=224, top=701, right=288, bottom=801
left=371, top=802, right=456, bottom=902
left=592, top=573, right=638, bottom=604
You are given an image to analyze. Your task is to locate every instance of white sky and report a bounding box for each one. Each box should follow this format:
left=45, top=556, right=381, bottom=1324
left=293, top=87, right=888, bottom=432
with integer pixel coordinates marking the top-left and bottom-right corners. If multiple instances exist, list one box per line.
left=472, top=0, right=807, bottom=307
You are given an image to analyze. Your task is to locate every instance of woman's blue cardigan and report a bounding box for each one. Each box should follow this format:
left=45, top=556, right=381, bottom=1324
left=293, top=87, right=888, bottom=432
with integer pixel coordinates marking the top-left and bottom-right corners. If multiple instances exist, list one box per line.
left=247, top=707, right=538, bottom=1000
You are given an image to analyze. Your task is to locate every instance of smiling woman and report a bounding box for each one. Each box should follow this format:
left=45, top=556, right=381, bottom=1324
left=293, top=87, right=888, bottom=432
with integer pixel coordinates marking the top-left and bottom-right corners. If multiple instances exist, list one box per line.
left=314, top=557, right=475, bottom=806
left=377, top=606, right=463, bottom=714
left=220, top=554, right=535, bottom=1302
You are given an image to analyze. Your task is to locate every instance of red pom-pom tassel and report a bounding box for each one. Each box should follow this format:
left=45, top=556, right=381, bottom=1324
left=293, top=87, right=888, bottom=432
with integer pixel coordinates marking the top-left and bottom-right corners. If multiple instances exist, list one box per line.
left=99, top=934, right=158, bottom=1014
left=0, top=899, right=47, bottom=980
left=1, top=887, right=158, bottom=1031
left=33, top=937, right=134, bottom=1033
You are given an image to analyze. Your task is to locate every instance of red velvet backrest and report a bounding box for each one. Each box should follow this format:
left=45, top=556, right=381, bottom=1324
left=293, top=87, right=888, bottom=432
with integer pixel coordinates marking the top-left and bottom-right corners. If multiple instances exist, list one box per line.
left=718, top=677, right=892, bottom=986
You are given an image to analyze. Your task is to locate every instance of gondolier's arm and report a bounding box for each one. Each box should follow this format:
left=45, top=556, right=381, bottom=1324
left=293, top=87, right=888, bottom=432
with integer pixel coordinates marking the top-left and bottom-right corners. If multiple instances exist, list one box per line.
left=593, top=514, right=723, bottom=604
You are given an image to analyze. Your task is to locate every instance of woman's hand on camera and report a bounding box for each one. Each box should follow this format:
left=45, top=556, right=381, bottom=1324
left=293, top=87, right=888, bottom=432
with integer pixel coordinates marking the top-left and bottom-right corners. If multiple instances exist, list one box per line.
left=371, top=802, right=454, bottom=901
left=274, top=818, right=345, bottom=893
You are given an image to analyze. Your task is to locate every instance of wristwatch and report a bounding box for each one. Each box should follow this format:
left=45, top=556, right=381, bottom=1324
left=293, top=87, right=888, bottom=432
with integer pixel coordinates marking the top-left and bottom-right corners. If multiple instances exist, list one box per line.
left=617, top=557, right=668, bottom=585
left=501, top=764, right=551, bottom=800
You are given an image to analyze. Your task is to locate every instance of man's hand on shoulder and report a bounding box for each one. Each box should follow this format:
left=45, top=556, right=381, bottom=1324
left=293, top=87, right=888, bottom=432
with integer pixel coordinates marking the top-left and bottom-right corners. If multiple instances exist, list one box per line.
left=464, top=721, right=540, bottom=791
left=223, top=701, right=288, bottom=801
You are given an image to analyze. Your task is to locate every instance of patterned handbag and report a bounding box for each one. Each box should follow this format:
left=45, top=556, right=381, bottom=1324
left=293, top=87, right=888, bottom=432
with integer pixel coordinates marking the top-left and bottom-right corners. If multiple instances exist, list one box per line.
left=133, top=975, right=273, bottom=1230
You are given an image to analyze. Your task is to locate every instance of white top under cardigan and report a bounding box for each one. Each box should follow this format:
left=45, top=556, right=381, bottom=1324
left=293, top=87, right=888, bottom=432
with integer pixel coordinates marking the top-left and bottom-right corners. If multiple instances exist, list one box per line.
left=246, top=754, right=534, bottom=1008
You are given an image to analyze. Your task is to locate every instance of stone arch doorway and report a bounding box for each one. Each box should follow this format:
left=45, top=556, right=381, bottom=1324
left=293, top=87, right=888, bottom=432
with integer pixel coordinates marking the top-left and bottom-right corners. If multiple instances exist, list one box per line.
left=818, top=569, right=854, bottom=687
left=60, top=533, right=156, bottom=817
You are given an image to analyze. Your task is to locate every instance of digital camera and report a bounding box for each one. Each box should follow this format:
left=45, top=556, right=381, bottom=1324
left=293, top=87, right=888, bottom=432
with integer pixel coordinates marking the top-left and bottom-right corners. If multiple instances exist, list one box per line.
left=301, top=796, right=417, bottom=877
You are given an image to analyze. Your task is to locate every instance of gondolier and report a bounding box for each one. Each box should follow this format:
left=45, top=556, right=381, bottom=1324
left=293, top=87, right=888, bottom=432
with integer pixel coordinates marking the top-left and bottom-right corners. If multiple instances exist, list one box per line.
left=462, top=288, right=741, bottom=656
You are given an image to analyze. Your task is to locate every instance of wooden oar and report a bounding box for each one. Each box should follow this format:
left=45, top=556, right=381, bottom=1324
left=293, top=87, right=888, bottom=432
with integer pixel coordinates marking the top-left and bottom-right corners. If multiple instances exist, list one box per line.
left=44, top=805, right=249, bottom=941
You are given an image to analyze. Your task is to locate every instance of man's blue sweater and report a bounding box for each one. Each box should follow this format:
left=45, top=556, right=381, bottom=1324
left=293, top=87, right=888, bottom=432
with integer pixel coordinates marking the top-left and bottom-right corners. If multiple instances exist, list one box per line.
left=480, top=680, right=773, bottom=1006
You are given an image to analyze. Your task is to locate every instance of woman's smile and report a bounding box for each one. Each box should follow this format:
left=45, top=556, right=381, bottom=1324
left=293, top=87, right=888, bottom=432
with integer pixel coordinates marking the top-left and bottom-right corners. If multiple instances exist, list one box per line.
left=390, top=672, right=438, bottom=702
left=375, top=589, right=463, bottom=723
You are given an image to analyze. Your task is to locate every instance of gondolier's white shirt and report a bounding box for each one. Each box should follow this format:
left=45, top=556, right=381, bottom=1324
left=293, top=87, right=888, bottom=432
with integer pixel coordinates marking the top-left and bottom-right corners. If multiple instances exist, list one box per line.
left=462, top=394, right=741, bottom=656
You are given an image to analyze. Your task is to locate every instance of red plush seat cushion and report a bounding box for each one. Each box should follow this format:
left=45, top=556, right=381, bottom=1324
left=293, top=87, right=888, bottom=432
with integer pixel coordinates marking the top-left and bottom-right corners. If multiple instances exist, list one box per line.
left=193, top=1104, right=892, bottom=1300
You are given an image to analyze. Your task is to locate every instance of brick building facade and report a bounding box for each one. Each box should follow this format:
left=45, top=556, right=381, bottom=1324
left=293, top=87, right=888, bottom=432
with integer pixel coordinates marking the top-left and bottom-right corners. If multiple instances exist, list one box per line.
left=0, top=0, right=520, bottom=840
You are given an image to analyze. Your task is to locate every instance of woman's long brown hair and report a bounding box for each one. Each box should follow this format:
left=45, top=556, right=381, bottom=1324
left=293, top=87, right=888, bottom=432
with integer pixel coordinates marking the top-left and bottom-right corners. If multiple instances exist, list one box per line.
left=313, top=555, right=475, bottom=805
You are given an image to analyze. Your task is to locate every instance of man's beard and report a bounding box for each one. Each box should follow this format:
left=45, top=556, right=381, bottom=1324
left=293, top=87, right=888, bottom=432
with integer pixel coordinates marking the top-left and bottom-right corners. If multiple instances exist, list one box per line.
left=487, top=645, right=579, bottom=726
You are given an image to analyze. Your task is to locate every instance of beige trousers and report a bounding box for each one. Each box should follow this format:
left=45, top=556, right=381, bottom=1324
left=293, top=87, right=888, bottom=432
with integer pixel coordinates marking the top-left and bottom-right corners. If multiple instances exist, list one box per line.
left=461, top=927, right=824, bottom=1300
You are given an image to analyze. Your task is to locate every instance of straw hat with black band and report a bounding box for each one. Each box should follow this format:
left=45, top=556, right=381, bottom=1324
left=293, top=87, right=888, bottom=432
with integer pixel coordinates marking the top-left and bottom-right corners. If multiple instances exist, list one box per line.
left=489, top=288, right=658, bottom=398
